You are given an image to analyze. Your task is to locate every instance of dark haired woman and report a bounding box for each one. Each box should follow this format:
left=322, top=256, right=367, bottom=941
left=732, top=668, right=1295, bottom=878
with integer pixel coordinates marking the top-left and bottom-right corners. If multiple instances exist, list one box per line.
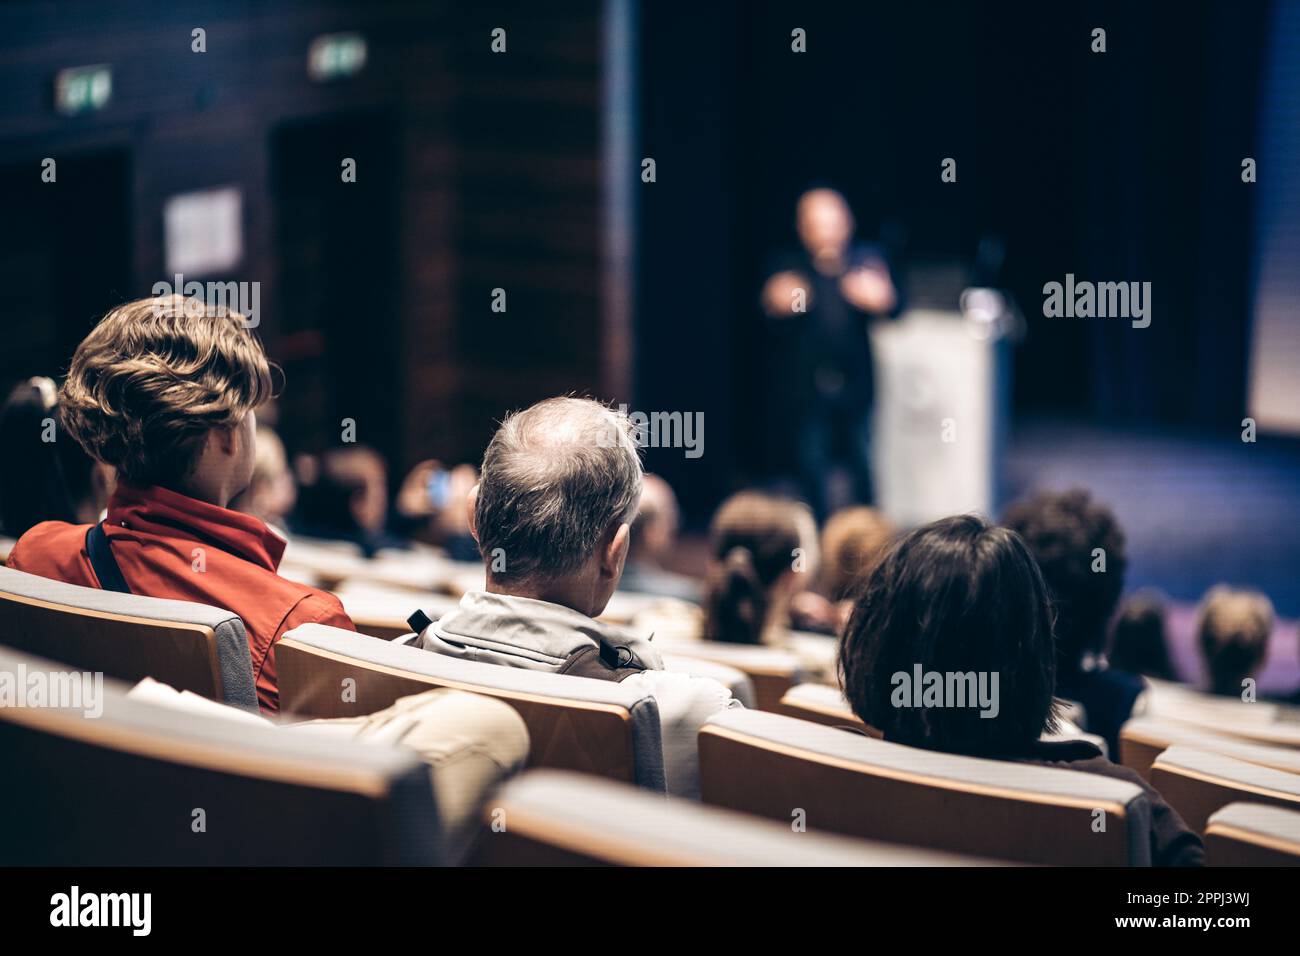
left=703, top=491, right=813, bottom=645
left=0, top=376, right=112, bottom=538
left=838, top=514, right=1203, bottom=866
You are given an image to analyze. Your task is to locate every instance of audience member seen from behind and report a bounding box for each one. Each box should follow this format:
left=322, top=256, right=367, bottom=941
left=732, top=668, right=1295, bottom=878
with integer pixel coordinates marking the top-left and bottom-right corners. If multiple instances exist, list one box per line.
left=1108, top=589, right=1177, bottom=682
left=0, top=376, right=114, bottom=538
left=792, top=504, right=895, bottom=634
left=703, top=490, right=815, bottom=646
left=618, top=473, right=700, bottom=604
left=1002, top=489, right=1143, bottom=757
left=411, top=396, right=740, bottom=798
left=838, top=514, right=1203, bottom=866
left=4, top=296, right=355, bottom=712
left=394, top=458, right=483, bottom=562
left=229, top=424, right=296, bottom=534
left=1196, top=586, right=1274, bottom=699
left=293, top=445, right=404, bottom=557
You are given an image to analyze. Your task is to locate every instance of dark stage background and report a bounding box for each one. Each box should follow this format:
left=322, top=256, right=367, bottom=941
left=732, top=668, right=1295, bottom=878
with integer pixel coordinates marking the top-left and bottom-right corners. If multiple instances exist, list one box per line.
left=637, top=0, right=1273, bottom=518
left=0, top=0, right=1295, bottom=614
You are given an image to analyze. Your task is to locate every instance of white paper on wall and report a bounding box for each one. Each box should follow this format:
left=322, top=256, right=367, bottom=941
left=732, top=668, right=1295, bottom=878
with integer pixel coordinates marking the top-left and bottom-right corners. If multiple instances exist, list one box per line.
left=163, top=186, right=243, bottom=277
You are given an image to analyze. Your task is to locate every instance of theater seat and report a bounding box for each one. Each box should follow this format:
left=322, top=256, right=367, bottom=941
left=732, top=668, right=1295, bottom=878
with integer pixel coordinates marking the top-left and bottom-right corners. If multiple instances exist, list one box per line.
left=699, top=709, right=1153, bottom=865
left=782, top=628, right=839, bottom=680
left=777, top=684, right=1106, bottom=752
left=1120, top=716, right=1300, bottom=780
left=0, top=565, right=256, bottom=708
left=1149, top=746, right=1300, bottom=835
left=651, top=655, right=752, bottom=709
left=332, top=584, right=460, bottom=642
left=651, top=641, right=802, bottom=711
left=1204, top=803, right=1300, bottom=866
left=1144, top=682, right=1300, bottom=749
left=1168, top=716, right=1300, bottom=751
left=0, top=646, right=439, bottom=865
left=778, top=683, right=876, bottom=735
left=470, top=769, right=1000, bottom=866
left=276, top=623, right=666, bottom=791
left=277, top=537, right=367, bottom=589
left=599, top=590, right=691, bottom=625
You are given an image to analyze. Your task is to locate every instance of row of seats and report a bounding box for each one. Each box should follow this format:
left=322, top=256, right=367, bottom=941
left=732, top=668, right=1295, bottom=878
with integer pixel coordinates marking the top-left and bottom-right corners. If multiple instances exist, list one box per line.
left=2, top=638, right=987, bottom=866
left=4, top=563, right=1300, bottom=865
left=1, top=643, right=441, bottom=866
left=332, top=579, right=821, bottom=713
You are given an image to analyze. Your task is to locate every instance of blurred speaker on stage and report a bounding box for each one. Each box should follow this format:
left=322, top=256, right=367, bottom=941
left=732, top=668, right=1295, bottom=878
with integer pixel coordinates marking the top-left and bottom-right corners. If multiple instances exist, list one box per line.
left=761, top=188, right=902, bottom=519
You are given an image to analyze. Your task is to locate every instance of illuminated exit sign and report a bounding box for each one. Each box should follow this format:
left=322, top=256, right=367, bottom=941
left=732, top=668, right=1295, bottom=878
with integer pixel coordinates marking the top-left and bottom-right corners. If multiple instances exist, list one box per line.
left=54, top=64, right=112, bottom=116
left=308, top=33, right=367, bottom=82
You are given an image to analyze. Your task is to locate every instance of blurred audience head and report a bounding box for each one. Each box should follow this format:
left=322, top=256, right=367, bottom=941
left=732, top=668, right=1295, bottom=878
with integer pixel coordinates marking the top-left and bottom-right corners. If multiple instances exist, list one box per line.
left=703, top=490, right=815, bottom=645
left=796, top=187, right=854, bottom=261
left=393, top=460, right=480, bottom=561
left=839, top=514, right=1058, bottom=757
left=1002, top=488, right=1126, bottom=678
left=1196, top=585, right=1274, bottom=697
left=0, top=376, right=113, bottom=536
left=1108, top=588, right=1175, bottom=681
left=630, top=473, right=680, bottom=564
left=470, top=397, right=643, bottom=616
left=229, top=425, right=296, bottom=527
left=58, top=295, right=272, bottom=506
left=819, top=505, right=896, bottom=600
left=295, top=445, right=389, bottom=541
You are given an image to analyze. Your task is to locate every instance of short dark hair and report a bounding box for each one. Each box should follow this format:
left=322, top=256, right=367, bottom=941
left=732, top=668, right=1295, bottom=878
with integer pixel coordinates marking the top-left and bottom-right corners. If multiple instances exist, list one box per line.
left=0, top=377, right=97, bottom=536
left=702, top=491, right=811, bottom=645
left=1109, top=589, right=1175, bottom=681
left=838, top=514, right=1058, bottom=758
left=1001, top=489, right=1126, bottom=674
left=294, top=445, right=384, bottom=540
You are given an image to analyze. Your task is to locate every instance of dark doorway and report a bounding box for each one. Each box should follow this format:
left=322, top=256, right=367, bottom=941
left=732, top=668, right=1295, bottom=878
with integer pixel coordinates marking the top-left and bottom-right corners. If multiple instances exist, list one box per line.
left=270, top=112, right=401, bottom=466
left=0, top=149, right=131, bottom=391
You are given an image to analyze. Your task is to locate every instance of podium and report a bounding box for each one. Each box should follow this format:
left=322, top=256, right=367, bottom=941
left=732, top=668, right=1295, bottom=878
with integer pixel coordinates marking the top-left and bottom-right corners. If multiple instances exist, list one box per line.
left=869, top=308, right=1010, bottom=527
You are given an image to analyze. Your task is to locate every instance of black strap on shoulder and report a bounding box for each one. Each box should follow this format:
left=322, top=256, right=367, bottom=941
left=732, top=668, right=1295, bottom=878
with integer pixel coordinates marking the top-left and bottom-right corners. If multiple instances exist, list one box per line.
left=407, top=609, right=435, bottom=634
left=85, top=521, right=132, bottom=594
left=597, top=635, right=646, bottom=672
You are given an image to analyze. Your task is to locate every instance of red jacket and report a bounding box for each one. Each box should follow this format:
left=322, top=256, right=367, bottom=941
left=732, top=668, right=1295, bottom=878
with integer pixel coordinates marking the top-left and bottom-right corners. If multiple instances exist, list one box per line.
left=5, top=482, right=355, bottom=713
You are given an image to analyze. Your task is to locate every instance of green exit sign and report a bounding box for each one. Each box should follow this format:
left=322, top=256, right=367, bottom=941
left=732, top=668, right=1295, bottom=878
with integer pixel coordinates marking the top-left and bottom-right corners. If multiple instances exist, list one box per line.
left=307, top=33, right=368, bottom=82
left=54, top=64, right=112, bottom=116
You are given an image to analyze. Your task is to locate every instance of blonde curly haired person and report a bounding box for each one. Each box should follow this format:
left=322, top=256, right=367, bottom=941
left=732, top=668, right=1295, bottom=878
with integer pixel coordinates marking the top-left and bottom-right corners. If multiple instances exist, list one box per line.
left=6, top=295, right=355, bottom=712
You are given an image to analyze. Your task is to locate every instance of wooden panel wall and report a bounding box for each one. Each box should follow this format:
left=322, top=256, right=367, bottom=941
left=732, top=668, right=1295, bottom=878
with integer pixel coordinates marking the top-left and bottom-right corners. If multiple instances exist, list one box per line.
left=0, top=0, right=613, bottom=474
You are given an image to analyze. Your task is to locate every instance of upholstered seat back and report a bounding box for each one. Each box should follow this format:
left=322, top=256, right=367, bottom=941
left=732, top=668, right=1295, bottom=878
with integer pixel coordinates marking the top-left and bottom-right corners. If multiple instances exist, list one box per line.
left=699, top=709, right=1152, bottom=865
left=277, top=623, right=667, bottom=790
left=0, top=645, right=437, bottom=865
left=0, top=565, right=255, bottom=708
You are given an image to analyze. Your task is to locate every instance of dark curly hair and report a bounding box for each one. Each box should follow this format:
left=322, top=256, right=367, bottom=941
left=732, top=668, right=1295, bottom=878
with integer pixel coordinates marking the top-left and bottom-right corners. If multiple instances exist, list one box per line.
left=838, top=514, right=1059, bottom=758
left=1001, top=489, right=1127, bottom=676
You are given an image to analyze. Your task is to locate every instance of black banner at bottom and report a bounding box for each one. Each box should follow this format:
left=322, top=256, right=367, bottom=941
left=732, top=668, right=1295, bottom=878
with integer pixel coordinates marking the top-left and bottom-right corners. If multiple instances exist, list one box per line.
left=0, top=864, right=1280, bottom=941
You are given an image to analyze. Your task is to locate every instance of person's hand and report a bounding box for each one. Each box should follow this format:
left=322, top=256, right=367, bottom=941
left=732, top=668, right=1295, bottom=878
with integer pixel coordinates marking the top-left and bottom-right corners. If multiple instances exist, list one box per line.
left=840, top=266, right=896, bottom=314
left=396, top=459, right=442, bottom=518
left=762, top=270, right=812, bottom=317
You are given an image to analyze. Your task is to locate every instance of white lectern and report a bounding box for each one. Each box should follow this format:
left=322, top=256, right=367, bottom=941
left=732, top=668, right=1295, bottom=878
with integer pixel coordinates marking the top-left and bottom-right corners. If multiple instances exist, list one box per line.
left=870, top=308, right=1009, bottom=527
